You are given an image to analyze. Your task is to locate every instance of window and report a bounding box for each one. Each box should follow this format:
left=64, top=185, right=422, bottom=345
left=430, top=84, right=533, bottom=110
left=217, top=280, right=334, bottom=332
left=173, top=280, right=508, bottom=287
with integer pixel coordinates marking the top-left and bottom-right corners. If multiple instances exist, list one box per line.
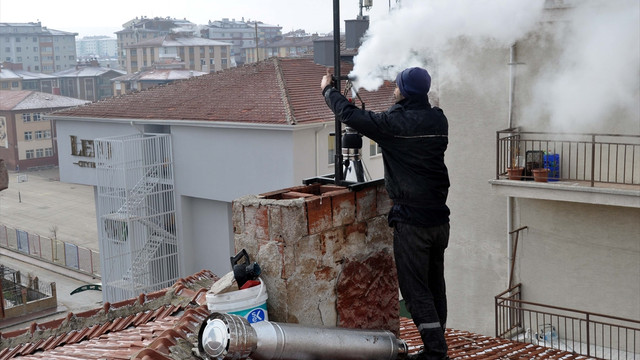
left=36, top=148, right=44, bottom=158
left=328, top=134, right=335, bottom=164
left=24, top=131, right=32, bottom=140
left=33, top=113, right=41, bottom=121
left=15, top=37, right=21, bottom=43
left=35, top=130, right=43, bottom=139
left=25, top=150, right=34, bottom=159
left=16, top=47, right=21, bottom=52
left=370, top=140, right=382, bottom=156
left=69, top=55, right=74, bottom=60
left=45, top=148, right=53, bottom=157
left=34, top=56, right=39, bottom=61
left=16, top=57, right=22, bottom=62
left=11, top=81, right=18, bottom=88
left=44, top=130, right=51, bottom=138
left=34, top=47, right=38, bottom=52
left=33, top=37, right=37, bottom=42
left=22, top=113, right=32, bottom=122
left=1, top=83, right=8, bottom=89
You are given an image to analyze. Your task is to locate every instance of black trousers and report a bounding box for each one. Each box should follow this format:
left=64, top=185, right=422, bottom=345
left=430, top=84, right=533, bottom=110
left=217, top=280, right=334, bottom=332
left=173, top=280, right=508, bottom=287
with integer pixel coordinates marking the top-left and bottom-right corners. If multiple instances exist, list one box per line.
left=394, top=222, right=449, bottom=360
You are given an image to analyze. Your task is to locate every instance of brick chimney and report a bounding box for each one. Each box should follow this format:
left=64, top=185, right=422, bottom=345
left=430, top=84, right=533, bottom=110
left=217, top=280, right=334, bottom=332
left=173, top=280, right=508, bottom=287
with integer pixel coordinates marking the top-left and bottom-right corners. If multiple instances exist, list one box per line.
left=233, top=181, right=399, bottom=334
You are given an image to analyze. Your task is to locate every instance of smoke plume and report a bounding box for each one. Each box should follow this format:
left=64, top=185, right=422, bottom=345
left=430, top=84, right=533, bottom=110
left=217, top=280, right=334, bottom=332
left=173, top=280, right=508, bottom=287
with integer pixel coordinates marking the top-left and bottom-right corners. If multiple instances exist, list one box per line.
left=351, top=0, right=640, bottom=132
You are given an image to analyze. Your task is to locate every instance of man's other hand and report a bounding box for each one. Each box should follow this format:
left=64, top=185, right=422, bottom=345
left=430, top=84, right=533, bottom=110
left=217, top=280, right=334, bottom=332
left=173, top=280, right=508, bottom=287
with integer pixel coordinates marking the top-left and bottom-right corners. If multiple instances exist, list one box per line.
left=321, top=68, right=333, bottom=90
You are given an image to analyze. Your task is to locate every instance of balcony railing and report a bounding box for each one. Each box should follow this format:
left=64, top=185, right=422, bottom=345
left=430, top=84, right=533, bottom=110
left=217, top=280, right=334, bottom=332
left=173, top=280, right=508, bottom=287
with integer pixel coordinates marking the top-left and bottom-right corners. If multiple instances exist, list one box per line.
left=496, top=129, right=640, bottom=187
left=496, top=284, right=640, bottom=359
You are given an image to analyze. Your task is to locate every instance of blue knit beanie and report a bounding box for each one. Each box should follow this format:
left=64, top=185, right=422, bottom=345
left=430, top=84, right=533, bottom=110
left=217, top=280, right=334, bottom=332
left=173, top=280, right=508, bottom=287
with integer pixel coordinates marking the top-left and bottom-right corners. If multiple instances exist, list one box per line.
left=396, top=67, right=431, bottom=98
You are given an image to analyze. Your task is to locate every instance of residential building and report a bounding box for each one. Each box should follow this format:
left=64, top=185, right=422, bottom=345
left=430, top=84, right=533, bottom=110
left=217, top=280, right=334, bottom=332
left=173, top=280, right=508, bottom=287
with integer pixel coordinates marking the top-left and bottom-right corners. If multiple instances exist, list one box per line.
left=123, top=34, right=232, bottom=73
left=111, top=59, right=207, bottom=96
left=116, top=17, right=198, bottom=70
left=49, top=57, right=391, bottom=303
left=1, top=63, right=59, bottom=93
left=244, top=35, right=315, bottom=64
left=202, top=18, right=282, bottom=65
left=53, top=60, right=126, bottom=101
left=76, top=36, right=118, bottom=58
left=0, top=22, right=77, bottom=74
left=435, top=1, right=640, bottom=339
left=0, top=90, right=89, bottom=171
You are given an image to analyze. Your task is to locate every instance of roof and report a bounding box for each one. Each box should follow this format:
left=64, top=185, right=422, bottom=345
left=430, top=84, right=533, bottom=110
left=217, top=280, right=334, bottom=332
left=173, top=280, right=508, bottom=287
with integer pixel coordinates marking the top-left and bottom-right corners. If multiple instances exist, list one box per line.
left=0, top=269, right=590, bottom=359
left=53, top=67, right=126, bottom=78
left=0, top=91, right=90, bottom=111
left=126, top=35, right=232, bottom=48
left=0, top=69, right=56, bottom=81
left=0, top=270, right=218, bottom=359
left=112, top=69, right=208, bottom=82
left=50, top=57, right=396, bottom=125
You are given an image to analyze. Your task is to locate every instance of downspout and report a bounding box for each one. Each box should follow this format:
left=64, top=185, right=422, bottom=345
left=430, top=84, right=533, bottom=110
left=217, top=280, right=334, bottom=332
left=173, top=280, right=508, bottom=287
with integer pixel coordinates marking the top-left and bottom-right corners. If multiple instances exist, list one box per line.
left=507, top=43, right=517, bottom=288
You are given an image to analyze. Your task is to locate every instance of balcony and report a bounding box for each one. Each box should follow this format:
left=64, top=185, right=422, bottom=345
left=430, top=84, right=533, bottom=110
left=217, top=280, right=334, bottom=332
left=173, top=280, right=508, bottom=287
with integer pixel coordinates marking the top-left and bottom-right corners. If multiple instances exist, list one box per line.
left=496, top=284, right=640, bottom=360
left=489, top=129, right=640, bottom=208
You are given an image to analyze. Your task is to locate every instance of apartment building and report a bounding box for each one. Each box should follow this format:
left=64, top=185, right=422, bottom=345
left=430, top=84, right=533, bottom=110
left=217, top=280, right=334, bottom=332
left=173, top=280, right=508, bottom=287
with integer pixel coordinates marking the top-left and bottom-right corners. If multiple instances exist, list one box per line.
left=0, top=90, right=89, bottom=170
left=243, top=35, right=315, bottom=64
left=116, top=17, right=198, bottom=70
left=0, top=22, right=77, bottom=74
left=54, top=60, right=125, bottom=101
left=123, top=35, right=232, bottom=73
left=201, top=18, right=282, bottom=65
left=0, top=63, right=59, bottom=93
left=76, top=36, right=118, bottom=58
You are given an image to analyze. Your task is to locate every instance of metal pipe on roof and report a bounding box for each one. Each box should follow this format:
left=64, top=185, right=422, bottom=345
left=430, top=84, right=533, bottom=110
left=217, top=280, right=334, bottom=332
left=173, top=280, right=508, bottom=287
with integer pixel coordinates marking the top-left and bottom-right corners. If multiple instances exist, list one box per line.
left=333, top=0, right=344, bottom=184
left=198, top=312, right=408, bottom=360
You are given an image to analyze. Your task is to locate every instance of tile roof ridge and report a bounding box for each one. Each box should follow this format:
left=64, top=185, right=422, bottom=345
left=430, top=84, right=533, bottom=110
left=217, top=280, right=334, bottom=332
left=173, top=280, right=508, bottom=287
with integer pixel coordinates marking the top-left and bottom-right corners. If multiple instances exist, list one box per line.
left=273, top=57, right=296, bottom=125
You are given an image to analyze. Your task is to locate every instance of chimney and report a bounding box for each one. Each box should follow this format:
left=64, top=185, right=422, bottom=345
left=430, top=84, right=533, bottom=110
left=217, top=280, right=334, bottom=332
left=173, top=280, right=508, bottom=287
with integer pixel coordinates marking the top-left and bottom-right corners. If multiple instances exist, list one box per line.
left=313, top=37, right=334, bottom=67
left=345, top=18, right=369, bottom=49
left=233, top=181, right=399, bottom=334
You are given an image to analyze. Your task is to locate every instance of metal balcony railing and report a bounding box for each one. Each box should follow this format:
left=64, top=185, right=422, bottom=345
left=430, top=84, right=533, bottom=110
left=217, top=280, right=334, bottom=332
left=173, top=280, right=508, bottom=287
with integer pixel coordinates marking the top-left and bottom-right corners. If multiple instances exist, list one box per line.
left=496, top=129, right=640, bottom=187
left=496, top=284, right=640, bottom=359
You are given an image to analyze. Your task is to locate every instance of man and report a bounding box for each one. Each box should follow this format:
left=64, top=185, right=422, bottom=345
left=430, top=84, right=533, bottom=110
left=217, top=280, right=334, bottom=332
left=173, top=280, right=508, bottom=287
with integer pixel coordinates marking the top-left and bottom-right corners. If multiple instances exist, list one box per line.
left=321, top=67, right=450, bottom=360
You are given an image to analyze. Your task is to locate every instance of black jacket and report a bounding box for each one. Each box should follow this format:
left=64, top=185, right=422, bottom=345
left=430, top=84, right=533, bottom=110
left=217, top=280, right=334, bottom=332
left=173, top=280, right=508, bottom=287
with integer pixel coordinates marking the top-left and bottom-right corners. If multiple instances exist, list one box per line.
left=323, top=86, right=450, bottom=227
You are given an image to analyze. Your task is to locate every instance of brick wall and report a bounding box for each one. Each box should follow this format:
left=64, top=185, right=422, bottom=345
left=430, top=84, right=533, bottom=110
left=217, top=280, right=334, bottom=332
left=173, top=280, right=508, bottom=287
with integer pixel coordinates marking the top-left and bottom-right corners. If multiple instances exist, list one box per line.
left=233, top=181, right=399, bottom=334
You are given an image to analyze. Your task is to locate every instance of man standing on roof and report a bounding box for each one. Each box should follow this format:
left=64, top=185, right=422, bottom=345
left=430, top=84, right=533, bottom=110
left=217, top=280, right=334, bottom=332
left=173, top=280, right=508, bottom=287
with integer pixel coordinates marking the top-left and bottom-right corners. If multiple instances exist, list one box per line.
left=321, top=67, right=451, bottom=360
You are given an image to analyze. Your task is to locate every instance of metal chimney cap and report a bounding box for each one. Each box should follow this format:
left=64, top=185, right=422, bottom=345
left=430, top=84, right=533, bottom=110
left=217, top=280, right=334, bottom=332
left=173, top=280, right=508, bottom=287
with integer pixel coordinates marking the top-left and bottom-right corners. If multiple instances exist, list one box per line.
left=201, top=318, right=229, bottom=357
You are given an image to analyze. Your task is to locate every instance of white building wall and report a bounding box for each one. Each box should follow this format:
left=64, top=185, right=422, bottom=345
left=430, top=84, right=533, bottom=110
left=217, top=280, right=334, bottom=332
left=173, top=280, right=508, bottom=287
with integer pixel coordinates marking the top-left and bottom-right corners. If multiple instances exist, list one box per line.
left=439, top=22, right=639, bottom=336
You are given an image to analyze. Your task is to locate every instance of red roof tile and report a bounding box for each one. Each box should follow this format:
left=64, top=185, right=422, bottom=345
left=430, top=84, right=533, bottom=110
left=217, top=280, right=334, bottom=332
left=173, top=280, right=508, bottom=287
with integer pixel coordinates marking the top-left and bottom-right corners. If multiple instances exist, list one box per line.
left=1, top=270, right=592, bottom=360
left=51, top=58, right=396, bottom=125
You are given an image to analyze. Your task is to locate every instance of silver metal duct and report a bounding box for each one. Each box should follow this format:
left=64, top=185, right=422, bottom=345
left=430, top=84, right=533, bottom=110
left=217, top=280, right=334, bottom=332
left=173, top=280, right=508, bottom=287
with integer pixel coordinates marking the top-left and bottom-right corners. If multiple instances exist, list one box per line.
left=198, top=312, right=409, bottom=360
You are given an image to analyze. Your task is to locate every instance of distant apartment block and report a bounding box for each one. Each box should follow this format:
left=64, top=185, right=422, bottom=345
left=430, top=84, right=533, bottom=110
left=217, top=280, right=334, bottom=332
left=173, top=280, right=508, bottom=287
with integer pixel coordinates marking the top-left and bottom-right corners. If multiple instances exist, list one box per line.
left=244, top=35, right=315, bottom=64
left=201, top=18, right=282, bottom=65
left=116, top=17, right=198, bottom=70
left=112, top=58, right=207, bottom=95
left=0, top=63, right=59, bottom=93
left=123, top=35, right=232, bottom=73
left=76, top=36, right=118, bottom=58
left=54, top=59, right=126, bottom=101
left=0, top=90, right=89, bottom=171
left=0, top=22, right=77, bottom=74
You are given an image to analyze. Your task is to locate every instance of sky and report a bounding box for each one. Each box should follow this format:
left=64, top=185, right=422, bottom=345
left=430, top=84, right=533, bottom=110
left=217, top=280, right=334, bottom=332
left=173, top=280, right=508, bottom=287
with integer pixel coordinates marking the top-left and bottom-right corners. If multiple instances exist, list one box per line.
left=0, top=0, right=392, bottom=37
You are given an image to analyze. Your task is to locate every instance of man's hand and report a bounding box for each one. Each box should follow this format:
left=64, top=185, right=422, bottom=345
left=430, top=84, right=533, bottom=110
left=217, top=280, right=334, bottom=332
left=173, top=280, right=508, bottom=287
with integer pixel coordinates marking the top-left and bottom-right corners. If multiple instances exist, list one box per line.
left=321, top=68, right=333, bottom=90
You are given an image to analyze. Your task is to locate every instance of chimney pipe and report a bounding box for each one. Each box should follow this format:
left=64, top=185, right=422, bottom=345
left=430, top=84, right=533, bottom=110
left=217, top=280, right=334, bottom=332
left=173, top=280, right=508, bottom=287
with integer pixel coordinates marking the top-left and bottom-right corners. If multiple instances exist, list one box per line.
left=198, top=313, right=408, bottom=360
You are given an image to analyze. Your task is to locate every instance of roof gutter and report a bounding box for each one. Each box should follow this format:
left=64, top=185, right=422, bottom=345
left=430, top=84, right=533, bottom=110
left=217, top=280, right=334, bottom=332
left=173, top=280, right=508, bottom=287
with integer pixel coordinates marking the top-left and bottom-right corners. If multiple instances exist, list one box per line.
left=46, top=115, right=330, bottom=132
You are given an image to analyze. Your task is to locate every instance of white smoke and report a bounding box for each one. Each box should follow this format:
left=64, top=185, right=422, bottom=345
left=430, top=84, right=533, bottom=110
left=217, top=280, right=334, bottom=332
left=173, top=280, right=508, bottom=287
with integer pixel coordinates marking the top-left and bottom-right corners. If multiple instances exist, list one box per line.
left=351, top=0, right=640, bottom=132
left=524, top=0, right=640, bottom=132
left=350, top=0, right=546, bottom=90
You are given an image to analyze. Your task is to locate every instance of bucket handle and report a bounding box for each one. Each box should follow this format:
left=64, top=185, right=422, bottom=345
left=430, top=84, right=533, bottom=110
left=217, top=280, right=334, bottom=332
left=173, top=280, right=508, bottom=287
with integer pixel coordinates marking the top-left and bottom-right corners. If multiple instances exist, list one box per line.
left=254, top=277, right=264, bottom=301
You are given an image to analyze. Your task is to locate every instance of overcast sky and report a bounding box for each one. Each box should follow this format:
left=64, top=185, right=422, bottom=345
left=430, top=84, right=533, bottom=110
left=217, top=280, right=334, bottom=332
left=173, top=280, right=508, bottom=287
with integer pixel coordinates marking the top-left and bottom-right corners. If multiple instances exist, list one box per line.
left=0, top=0, right=392, bottom=37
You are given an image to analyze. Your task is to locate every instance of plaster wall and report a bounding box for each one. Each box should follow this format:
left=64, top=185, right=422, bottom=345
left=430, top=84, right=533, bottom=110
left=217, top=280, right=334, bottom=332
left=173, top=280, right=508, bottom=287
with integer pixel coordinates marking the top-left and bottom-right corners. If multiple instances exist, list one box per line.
left=178, top=196, right=233, bottom=279
left=515, top=199, right=640, bottom=320
left=438, top=45, right=512, bottom=335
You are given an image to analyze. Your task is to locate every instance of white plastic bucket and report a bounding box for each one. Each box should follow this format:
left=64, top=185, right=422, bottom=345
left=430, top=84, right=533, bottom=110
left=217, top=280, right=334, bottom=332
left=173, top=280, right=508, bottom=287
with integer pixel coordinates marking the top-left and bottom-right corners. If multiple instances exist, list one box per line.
left=206, top=278, right=268, bottom=324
